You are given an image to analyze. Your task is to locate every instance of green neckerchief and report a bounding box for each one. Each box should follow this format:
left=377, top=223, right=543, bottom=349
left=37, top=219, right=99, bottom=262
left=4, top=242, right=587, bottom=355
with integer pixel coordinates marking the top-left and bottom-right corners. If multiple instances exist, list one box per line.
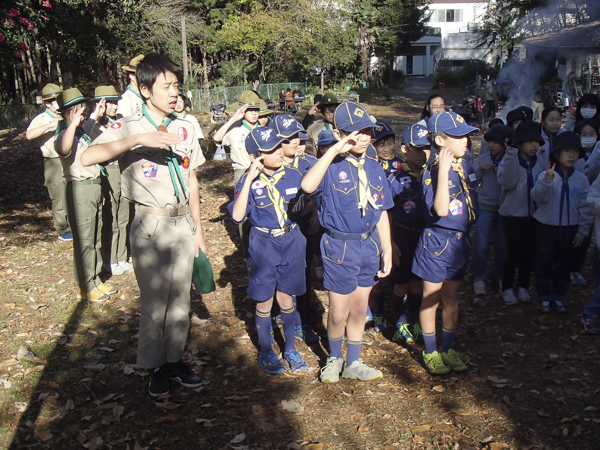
left=324, top=122, right=331, bottom=131
left=127, top=86, right=142, bottom=99
left=107, top=117, right=116, bottom=125
left=173, top=111, right=187, bottom=119
left=141, top=104, right=188, bottom=202
left=45, top=109, right=58, bottom=119
left=242, top=120, right=257, bottom=132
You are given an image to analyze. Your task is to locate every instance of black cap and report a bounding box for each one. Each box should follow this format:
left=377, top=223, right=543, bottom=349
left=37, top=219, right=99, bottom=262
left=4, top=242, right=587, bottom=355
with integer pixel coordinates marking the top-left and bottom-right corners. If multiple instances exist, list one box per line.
left=506, top=106, right=534, bottom=125
left=484, top=124, right=514, bottom=146
left=514, top=121, right=545, bottom=146
left=552, top=131, right=585, bottom=158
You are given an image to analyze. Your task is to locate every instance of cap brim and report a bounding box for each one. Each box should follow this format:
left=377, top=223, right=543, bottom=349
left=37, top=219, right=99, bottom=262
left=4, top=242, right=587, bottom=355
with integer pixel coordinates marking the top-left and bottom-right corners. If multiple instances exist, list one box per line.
left=122, top=66, right=136, bottom=72
left=56, top=97, right=90, bottom=112
left=298, top=131, right=309, bottom=141
left=374, top=130, right=395, bottom=141
left=41, top=93, right=61, bottom=100
left=318, top=139, right=336, bottom=146
left=94, top=95, right=121, bottom=101
left=445, top=123, right=479, bottom=137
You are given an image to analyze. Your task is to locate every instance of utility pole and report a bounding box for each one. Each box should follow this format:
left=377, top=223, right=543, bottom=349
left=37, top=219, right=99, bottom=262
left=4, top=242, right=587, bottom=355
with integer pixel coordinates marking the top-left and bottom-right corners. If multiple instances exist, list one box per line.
left=182, top=15, right=188, bottom=85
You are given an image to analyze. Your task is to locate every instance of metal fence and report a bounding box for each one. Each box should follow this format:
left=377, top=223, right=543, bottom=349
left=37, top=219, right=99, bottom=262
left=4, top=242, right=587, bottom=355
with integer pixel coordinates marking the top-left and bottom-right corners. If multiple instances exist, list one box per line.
left=191, top=82, right=309, bottom=111
left=0, top=104, right=41, bottom=130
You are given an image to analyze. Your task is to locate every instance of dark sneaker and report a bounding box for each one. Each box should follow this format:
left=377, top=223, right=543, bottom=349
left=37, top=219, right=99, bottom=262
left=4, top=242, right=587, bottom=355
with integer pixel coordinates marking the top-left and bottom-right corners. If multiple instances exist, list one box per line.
left=258, top=351, right=285, bottom=374
left=539, top=300, right=551, bottom=313
left=148, top=365, right=169, bottom=397
left=295, top=325, right=320, bottom=343
left=373, top=314, right=388, bottom=332
left=283, top=350, right=308, bottom=372
left=553, top=300, right=567, bottom=313
left=582, top=315, right=600, bottom=334
left=167, top=361, right=203, bottom=387
left=392, top=322, right=414, bottom=344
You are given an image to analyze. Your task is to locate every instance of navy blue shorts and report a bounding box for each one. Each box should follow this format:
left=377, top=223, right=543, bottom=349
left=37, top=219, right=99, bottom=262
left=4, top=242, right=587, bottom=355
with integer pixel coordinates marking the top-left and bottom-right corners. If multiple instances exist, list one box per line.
left=321, top=229, right=381, bottom=295
left=412, top=227, right=470, bottom=283
left=390, top=225, right=422, bottom=285
left=247, top=225, right=307, bottom=301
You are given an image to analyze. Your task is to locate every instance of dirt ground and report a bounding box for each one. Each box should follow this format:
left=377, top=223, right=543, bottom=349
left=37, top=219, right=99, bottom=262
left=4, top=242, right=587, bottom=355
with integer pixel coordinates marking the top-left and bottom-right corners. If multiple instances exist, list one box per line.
left=1, top=81, right=599, bottom=450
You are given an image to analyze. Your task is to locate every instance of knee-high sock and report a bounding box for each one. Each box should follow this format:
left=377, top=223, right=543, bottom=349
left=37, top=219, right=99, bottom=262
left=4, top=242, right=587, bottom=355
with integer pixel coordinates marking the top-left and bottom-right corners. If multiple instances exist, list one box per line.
left=280, top=305, right=297, bottom=352
left=255, top=309, right=272, bottom=355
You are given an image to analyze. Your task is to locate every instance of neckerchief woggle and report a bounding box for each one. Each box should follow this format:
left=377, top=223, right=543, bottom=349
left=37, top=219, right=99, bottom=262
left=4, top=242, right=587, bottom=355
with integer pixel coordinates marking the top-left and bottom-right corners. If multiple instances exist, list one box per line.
left=142, top=104, right=187, bottom=202
left=517, top=153, right=538, bottom=217
left=554, top=166, right=574, bottom=237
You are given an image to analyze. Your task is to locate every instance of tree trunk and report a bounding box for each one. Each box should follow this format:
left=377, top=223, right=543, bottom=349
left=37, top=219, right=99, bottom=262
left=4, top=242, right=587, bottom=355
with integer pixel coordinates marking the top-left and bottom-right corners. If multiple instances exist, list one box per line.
left=35, top=42, right=42, bottom=94
left=56, top=60, right=64, bottom=88
left=321, top=69, right=325, bottom=95
left=181, top=15, right=188, bottom=85
left=46, top=45, right=54, bottom=83
left=360, top=24, right=369, bottom=82
left=201, top=43, right=209, bottom=89
left=15, top=66, right=26, bottom=103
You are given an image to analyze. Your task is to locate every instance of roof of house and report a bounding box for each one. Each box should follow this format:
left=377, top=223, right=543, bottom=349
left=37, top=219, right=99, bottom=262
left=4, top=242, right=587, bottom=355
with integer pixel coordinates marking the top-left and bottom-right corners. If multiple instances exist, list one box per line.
left=522, top=20, right=600, bottom=48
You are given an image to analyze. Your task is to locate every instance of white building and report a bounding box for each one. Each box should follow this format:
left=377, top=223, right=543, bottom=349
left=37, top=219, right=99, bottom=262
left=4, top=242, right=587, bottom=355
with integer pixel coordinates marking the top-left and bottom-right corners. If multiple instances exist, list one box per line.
left=394, top=0, right=491, bottom=76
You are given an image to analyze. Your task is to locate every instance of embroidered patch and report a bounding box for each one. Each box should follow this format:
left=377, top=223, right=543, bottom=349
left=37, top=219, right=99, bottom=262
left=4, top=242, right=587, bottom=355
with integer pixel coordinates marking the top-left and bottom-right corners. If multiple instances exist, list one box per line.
left=449, top=198, right=463, bottom=216
left=403, top=200, right=416, bottom=214
left=252, top=180, right=264, bottom=189
left=456, top=115, right=465, bottom=123
left=235, top=189, right=239, bottom=196
left=400, top=176, right=411, bottom=184
left=282, top=118, right=294, bottom=128
left=417, top=128, right=428, bottom=138
left=372, top=192, right=379, bottom=202
left=260, top=129, right=273, bottom=141
left=339, top=171, right=348, bottom=180
left=403, top=182, right=411, bottom=190
left=286, top=187, right=298, bottom=195
left=469, top=173, right=477, bottom=182
left=392, top=161, right=401, bottom=169
left=571, top=187, right=582, bottom=198
left=141, top=160, right=158, bottom=178
left=182, top=156, right=190, bottom=169
left=424, top=178, right=432, bottom=185
left=178, top=127, right=188, bottom=141
left=255, top=188, right=263, bottom=195
left=354, top=109, right=364, bottom=118
left=111, top=122, right=121, bottom=129
left=448, top=180, right=455, bottom=187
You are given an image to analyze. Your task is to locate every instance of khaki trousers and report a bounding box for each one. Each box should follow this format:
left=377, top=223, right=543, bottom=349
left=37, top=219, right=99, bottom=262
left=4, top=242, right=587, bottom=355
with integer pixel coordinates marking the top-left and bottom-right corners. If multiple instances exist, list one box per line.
left=131, top=209, right=195, bottom=368
left=44, top=157, right=70, bottom=235
left=101, top=164, right=130, bottom=265
left=65, top=180, right=102, bottom=292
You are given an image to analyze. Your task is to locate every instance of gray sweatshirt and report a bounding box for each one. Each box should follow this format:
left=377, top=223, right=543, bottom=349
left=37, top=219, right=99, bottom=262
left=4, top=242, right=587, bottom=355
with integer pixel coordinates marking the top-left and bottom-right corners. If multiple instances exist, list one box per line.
left=497, top=151, right=546, bottom=217
left=531, top=169, right=593, bottom=238
left=474, top=152, right=503, bottom=212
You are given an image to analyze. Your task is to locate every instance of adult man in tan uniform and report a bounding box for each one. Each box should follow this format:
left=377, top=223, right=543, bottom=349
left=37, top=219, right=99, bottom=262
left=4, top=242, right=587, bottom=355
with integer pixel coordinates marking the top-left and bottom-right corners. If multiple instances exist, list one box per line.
left=26, top=83, right=72, bottom=240
left=83, top=53, right=206, bottom=397
left=306, top=93, right=340, bottom=147
left=117, top=55, right=145, bottom=118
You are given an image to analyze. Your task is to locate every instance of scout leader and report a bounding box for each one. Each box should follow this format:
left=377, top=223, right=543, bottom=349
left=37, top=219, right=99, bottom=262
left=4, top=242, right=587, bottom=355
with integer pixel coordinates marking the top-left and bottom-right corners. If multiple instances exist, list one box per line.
left=117, top=54, right=145, bottom=118
left=26, top=83, right=72, bottom=241
left=82, top=53, right=207, bottom=397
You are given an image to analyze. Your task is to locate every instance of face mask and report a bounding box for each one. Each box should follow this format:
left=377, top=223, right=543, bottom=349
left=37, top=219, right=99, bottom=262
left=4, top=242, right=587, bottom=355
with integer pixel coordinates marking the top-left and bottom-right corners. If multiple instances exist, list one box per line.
left=581, top=137, right=597, bottom=148
left=581, top=107, right=597, bottom=119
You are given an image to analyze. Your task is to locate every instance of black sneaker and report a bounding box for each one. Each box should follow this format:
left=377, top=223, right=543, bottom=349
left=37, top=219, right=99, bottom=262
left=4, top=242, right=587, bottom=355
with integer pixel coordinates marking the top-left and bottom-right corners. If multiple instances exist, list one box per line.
left=167, top=361, right=203, bottom=388
left=148, top=365, right=169, bottom=397
left=582, top=315, right=600, bottom=334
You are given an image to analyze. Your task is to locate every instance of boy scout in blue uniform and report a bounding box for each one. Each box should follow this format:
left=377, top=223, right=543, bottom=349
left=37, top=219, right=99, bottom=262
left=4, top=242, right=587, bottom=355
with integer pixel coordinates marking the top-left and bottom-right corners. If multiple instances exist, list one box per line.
left=82, top=53, right=206, bottom=397
left=26, top=83, right=72, bottom=241
left=302, top=102, right=394, bottom=383
left=387, top=124, right=430, bottom=343
left=412, top=111, right=479, bottom=375
left=228, top=126, right=309, bottom=374
left=373, top=122, right=403, bottom=177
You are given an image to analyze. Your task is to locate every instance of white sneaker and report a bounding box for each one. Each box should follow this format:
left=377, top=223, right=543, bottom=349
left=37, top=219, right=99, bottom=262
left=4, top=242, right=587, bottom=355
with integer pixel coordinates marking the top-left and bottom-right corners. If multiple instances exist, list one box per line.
left=110, top=262, right=126, bottom=276
left=118, top=261, right=134, bottom=272
left=517, top=287, right=530, bottom=302
left=501, top=288, right=518, bottom=305
left=473, top=278, right=486, bottom=296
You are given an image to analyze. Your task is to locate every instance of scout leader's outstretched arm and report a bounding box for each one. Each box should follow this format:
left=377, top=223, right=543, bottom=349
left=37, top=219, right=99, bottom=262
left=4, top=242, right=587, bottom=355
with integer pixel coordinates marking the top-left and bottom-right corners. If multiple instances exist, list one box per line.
left=432, top=148, right=454, bottom=217
left=301, top=131, right=360, bottom=194
left=189, top=170, right=206, bottom=256
left=212, top=104, right=248, bottom=143
left=55, top=104, right=86, bottom=156
left=81, top=132, right=181, bottom=166
left=231, top=156, right=264, bottom=223
left=376, top=210, right=393, bottom=278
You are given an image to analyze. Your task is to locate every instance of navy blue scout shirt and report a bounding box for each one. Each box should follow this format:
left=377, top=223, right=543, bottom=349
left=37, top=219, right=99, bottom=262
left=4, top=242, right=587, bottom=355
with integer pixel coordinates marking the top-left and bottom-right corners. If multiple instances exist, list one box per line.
left=422, top=155, right=479, bottom=232
left=228, top=166, right=304, bottom=228
left=285, top=153, right=317, bottom=175
left=388, top=166, right=427, bottom=229
left=379, top=156, right=403, bottom=178
left=315, top=154, right=394, bottom=234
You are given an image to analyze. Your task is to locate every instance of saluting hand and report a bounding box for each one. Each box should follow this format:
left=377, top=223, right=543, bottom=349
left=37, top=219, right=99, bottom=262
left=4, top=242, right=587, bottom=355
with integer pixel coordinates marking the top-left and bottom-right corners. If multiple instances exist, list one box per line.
left=94, top=98, right=106, bottom=120
left=71, top=103, right=87, bottom=126
left=329, top=130, right=360, bottom=155
left=232, top=104, right=249, bottom=122
left=438, top=147, right=454, bottom=173
left=249, top=155, right=264, bottom=180
left=308, top=102, right=320, bottom=116
left=545, top=162, right=556, bottom=180
left=137, top=132, right=182, bottom=151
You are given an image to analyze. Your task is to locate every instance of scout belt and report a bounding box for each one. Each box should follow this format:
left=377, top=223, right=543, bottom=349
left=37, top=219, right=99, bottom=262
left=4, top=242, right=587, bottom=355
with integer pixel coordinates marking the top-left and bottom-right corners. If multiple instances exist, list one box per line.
left=254, top=223, right=297, bottom=237
left=393, top=221, right=419, bottom=232
left=137, top=204, right=190, bottom=217
left=325, top=225, right=375, bottom=241
left=429, top=226, right=463, bottom=239
left=70, top=178, right=101, bottom=185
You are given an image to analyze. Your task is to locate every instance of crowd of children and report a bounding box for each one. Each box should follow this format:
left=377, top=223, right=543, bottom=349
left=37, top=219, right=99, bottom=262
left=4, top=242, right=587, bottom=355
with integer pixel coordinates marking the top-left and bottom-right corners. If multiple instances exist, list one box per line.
left=28, top=51, right=600, bottom=394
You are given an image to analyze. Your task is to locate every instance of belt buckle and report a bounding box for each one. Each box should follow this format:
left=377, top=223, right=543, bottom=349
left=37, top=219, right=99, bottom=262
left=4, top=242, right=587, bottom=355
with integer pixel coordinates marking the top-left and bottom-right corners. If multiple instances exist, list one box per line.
left=283, top=226, right=290, bottom=233
left=169, top=207, right=177, bottom=217
left=360, top=231, right=368, bottom=240
left=456, top=232, right=463, bottom=239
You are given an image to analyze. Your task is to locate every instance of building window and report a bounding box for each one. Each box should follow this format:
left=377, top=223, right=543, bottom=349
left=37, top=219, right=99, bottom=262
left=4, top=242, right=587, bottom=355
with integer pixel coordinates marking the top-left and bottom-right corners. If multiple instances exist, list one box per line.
left=431, top=9, right=463, bottom=23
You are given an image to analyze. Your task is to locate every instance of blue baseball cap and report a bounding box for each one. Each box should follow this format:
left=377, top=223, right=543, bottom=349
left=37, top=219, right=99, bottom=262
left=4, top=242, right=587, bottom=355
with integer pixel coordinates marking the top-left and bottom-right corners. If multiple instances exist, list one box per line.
left=427, top=111, right=478, bottom=137
left=317, top=129, right=336, bottom=146
left=298, top=130, right=309, bottom=141
left=272, top=114, right=304, bottom=138
left=402, top=123, right=430, bottom=147
left=372, top=122, right=395, bottom=142
left=333, top=102, right=376, bottom=132
left=245, top=126, right=285, bottom=155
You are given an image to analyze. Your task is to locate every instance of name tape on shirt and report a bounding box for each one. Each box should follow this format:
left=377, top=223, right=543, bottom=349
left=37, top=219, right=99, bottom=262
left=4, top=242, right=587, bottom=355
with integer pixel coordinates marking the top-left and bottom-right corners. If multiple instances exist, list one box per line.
left=286, top=187, right=298, bottom=195
left=469, top=173, right=477, bottom=182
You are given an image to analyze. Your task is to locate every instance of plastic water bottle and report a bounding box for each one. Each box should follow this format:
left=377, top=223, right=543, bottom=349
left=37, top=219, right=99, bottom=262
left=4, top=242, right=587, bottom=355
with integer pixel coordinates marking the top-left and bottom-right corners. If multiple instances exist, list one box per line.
left=213, top=144, right=226, bottom=161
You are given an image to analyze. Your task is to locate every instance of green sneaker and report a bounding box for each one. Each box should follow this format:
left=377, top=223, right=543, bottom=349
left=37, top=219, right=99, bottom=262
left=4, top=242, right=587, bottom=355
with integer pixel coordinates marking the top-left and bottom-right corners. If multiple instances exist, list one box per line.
left=320, top=356, right=344, bottom=384
left=392, top=322, right=414, bottom=343
left=341, top=359, right=383, bottom=381
left=422, top=351, right=450, bottom=375
left=440, top=349, right=468, bottom=373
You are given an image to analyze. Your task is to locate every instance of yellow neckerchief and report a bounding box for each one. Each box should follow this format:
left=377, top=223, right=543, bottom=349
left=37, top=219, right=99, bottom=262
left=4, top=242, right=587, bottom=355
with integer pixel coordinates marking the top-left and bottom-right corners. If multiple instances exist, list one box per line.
left=259, top=167, right=287, bottom=227
left=345, top=154, right=378, bottom=216
left=403, top=162, right=423, bottom=181
left=450, top=158, right=476, bottom=221
left=283, top=154, right=300, bottom=169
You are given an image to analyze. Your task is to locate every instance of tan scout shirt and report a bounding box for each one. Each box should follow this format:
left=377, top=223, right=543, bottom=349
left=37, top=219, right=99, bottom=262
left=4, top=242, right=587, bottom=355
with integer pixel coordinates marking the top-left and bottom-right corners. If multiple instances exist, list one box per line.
left=117, top=88, right=144, bottom=118
left=90, top=112, right=206, bottom=209
left=56, top=131, right=101, bottom=181
left=27, top=110, right=60, bottom=158
left=184, top=113, right=204, bottom=139
left=222, top=126, right=252, bottom=172
left=307, top=119, right=332, bottom=147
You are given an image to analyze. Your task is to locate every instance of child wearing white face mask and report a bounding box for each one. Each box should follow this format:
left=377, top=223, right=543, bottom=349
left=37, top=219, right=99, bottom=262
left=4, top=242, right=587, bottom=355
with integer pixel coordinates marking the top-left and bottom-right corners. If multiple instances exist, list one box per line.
left=563, top=94, right=600, bottom=132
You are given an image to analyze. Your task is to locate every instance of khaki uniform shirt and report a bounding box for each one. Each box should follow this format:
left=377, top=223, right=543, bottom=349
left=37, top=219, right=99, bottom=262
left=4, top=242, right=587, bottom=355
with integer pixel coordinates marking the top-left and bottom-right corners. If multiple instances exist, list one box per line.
left=117, top=88, right=144, bottom=118
left=178, top=112, right=204, bottom=139
left=222, top=126, right=252, bottom=172
left=56, top=131, right=101, bottom=181
left=27, top=110, right=60, bottom=158
left=90, top=112, right=205, bottom=208
left=307, top=119, right=332, bottom=147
